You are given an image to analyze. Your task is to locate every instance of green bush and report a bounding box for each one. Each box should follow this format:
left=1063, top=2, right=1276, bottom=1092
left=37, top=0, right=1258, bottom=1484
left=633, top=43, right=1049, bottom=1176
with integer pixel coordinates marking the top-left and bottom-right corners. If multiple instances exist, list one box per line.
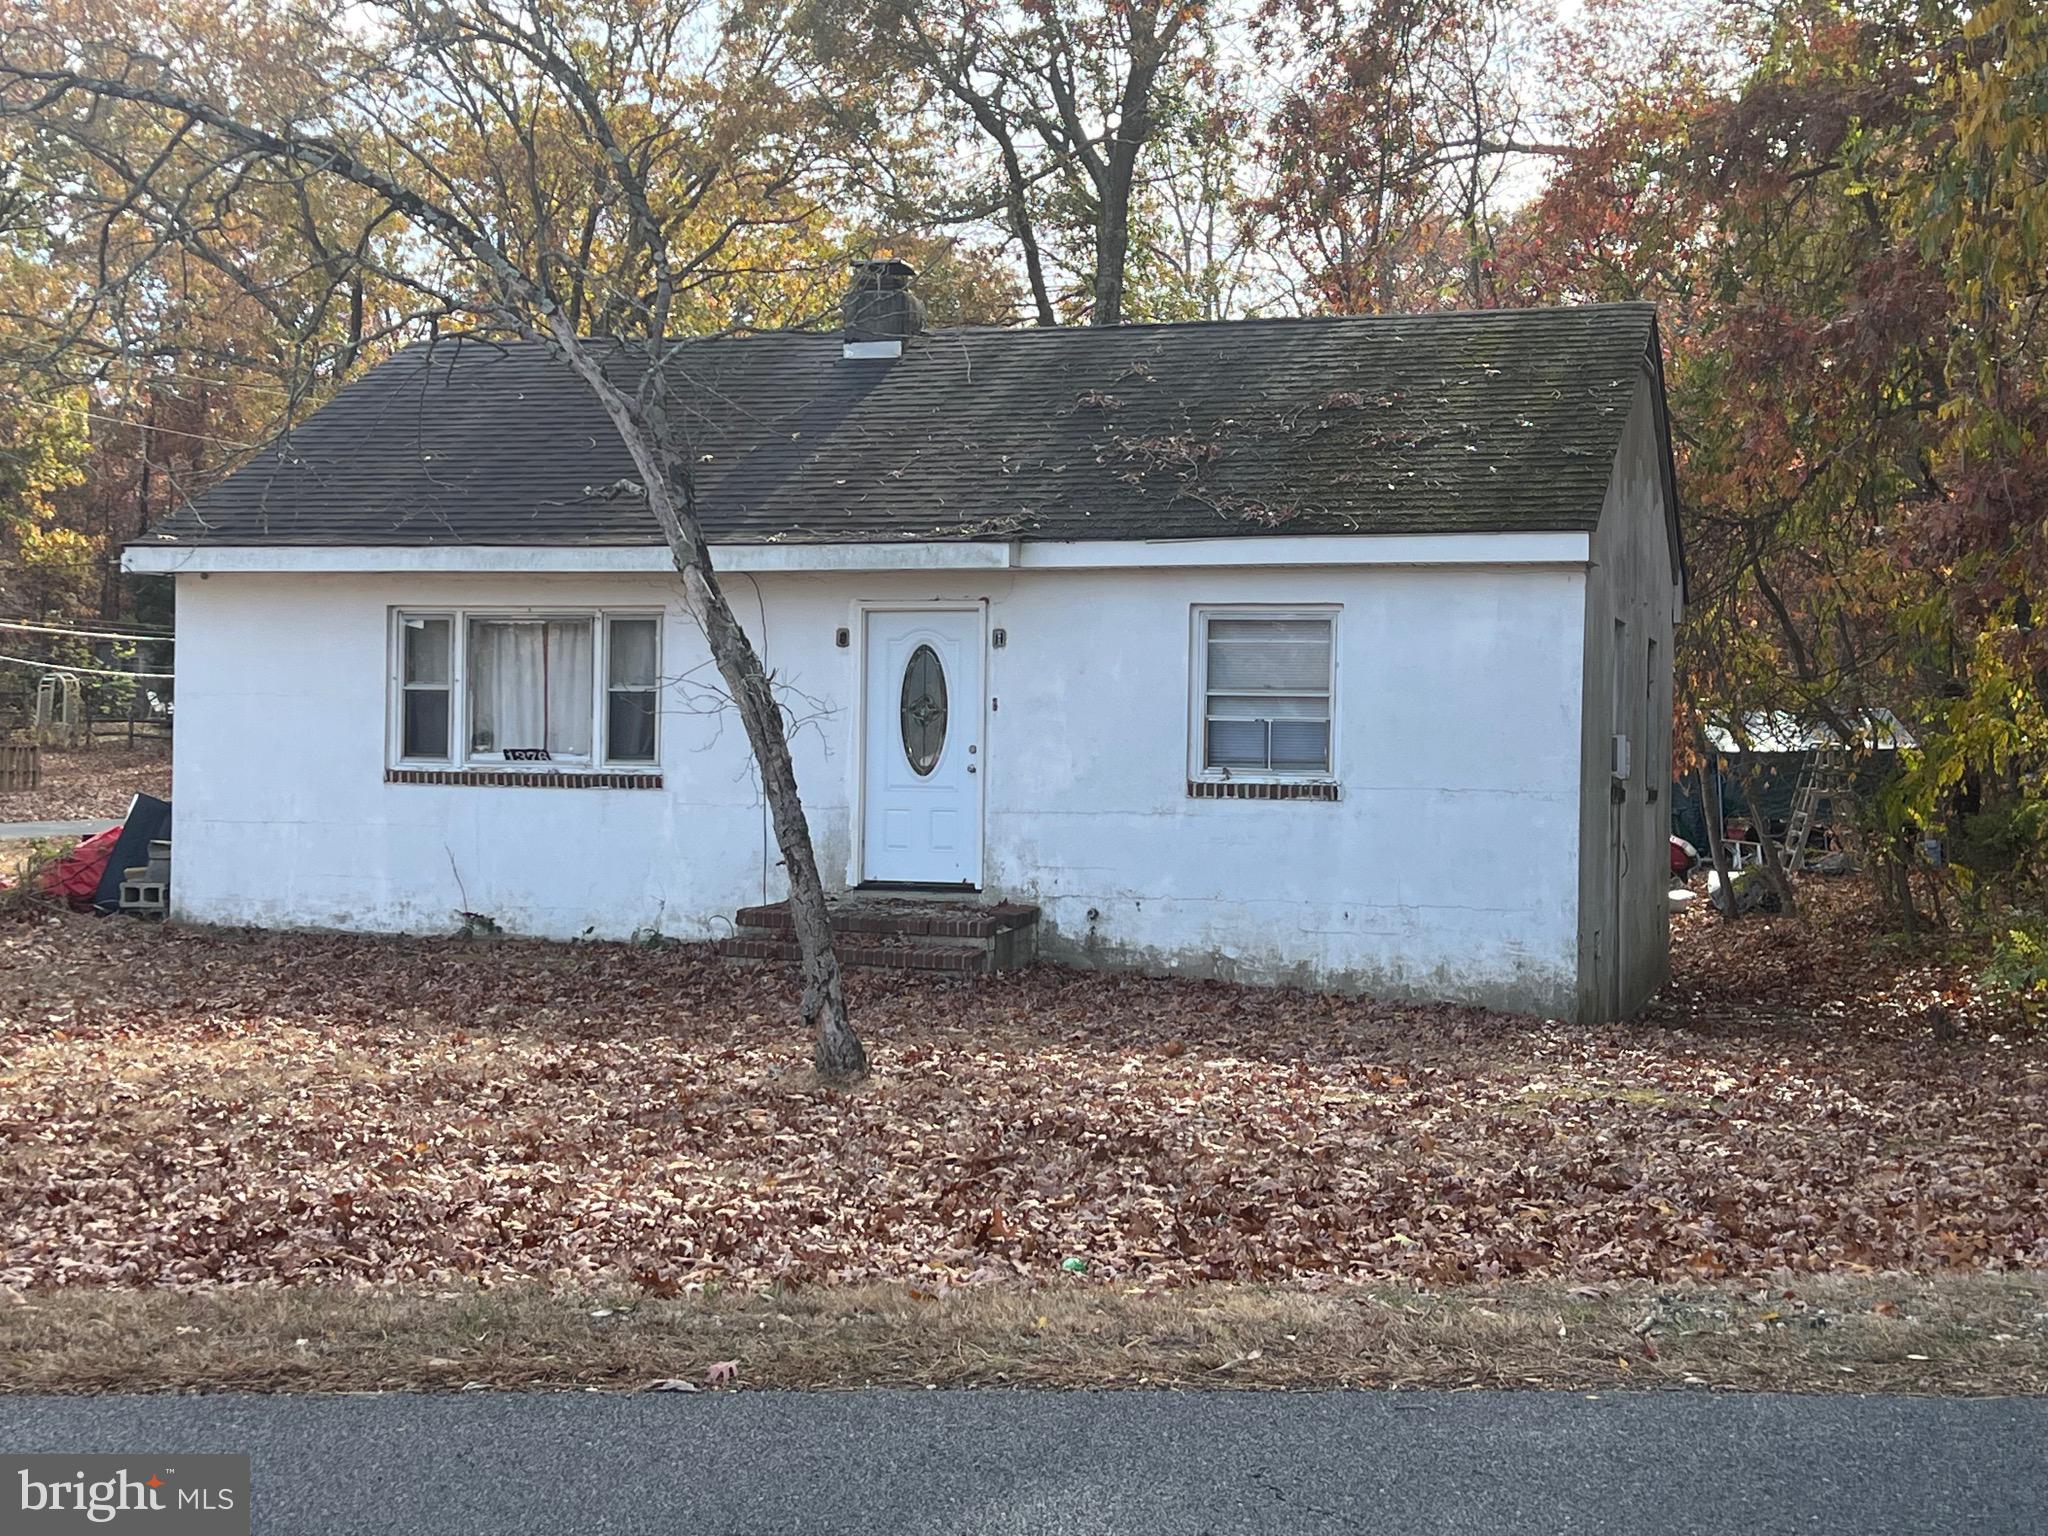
left=1949, top=802, right=2048, bottom=890
left=1982, top=920, right=2048, bottom=1023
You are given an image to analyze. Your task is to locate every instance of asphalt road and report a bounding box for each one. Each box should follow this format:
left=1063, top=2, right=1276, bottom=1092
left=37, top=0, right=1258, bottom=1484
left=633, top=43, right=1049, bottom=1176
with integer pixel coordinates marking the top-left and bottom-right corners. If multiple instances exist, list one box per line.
left=0, top=818, right=121, bottom=840
left=4, top=1389, right=2043, bottom=1534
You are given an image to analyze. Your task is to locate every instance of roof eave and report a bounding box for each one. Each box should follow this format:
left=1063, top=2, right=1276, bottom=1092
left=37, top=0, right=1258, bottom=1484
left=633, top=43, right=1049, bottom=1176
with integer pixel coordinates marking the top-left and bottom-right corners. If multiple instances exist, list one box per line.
left=122, top=529, right=1594, bottom=577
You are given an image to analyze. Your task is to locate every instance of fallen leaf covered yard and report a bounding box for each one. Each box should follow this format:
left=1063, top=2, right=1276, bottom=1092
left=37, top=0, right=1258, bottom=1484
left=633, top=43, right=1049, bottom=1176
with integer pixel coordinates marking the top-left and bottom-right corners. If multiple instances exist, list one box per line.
left=2, top=887, right=2041, bottom=1296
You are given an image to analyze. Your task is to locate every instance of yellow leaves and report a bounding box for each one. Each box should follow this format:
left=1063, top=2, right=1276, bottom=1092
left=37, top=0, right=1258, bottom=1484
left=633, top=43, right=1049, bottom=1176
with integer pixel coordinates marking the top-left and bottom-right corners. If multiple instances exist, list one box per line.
left=0, top=389, right=90, bottom=532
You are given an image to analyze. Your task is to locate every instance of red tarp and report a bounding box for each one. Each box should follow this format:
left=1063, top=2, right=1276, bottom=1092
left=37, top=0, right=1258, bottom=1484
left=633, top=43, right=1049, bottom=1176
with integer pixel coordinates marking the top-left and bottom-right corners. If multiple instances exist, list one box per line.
left=40, top=826, right=123, bottom=910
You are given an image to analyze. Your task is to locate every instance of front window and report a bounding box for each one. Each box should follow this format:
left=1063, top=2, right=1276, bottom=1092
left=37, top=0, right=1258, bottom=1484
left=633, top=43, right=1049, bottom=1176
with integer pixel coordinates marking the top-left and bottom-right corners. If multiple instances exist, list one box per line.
left=1193, top=608, right=1336, bottom=778
left=468, top=618, right=594, bottom=761
left=390, top=608, right=659, bottom=770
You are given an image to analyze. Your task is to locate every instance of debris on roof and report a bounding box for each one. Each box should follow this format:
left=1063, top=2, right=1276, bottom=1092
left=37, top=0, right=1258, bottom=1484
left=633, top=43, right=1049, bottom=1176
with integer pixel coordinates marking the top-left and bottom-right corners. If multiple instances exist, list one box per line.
left=140, top=305, right=1663, bottom=549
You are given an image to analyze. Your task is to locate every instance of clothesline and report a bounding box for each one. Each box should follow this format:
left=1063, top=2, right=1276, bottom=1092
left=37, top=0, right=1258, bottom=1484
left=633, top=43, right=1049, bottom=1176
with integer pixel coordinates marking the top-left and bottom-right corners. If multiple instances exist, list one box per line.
left=0, top=619, right=174, bottom=643
left=0, top=653, right=174, bottom=679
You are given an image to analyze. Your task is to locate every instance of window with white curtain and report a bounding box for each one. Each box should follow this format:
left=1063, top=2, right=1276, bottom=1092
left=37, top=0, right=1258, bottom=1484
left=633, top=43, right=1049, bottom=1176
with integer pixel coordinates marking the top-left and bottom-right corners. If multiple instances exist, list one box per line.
left=468, top=617, right=594, bottom=760
left=1192, top=608, right=1337, bottom=777
left=390, top=608, right=659, bottom=769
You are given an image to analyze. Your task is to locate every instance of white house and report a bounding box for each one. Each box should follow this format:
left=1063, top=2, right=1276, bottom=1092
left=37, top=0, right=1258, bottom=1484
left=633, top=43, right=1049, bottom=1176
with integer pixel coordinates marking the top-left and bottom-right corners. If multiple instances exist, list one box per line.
left=125, top=267, right=1683, bottom=1021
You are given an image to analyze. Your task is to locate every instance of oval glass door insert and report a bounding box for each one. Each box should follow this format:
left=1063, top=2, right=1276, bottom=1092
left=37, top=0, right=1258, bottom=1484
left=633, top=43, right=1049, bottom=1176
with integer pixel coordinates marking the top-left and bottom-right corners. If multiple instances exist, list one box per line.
left=899, top=643, right=948, bottom=776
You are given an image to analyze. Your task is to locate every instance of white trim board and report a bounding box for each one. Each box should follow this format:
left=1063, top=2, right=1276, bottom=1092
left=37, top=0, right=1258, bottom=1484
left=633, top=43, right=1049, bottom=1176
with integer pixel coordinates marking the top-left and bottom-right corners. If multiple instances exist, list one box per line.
left=123, top=530, right=1591, bottom=576
left=1016, top=532, right=1589, bottom=569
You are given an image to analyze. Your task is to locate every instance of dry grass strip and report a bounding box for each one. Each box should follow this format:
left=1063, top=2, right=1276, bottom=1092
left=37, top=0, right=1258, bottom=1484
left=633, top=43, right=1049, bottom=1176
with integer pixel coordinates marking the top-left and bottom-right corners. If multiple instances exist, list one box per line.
left=3, top=1274, right=2044, bottom=1397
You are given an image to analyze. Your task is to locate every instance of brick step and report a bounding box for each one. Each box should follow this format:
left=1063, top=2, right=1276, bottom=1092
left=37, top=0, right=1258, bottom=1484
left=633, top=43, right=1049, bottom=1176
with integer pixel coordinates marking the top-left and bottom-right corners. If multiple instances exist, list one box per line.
left=732, top=898, right=1039, bottom=942
left=721, top=897, right=1039, bottom=975
left=718, top=933, right=1001, bottom=975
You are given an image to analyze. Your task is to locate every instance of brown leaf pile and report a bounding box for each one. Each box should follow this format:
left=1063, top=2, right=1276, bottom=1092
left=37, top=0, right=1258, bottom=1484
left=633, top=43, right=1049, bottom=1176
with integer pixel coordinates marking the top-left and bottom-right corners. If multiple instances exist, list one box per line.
left=0, top=883, right=2042, bottom=1292
left=0, top=744, right=172, bottom=824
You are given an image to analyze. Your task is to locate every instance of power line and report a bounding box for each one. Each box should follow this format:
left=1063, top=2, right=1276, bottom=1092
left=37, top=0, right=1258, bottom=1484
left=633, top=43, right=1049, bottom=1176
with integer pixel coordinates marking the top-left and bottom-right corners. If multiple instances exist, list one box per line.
left=26, top=366, right=304, bottom=402
left=0, top=652, right=173, bottom=679
left=0, top=391, right=269, bottom=452
left=0, top=619, right=174, bottom=642
left=0, top=555, right=128, bottom=571
left=105, top=370, right=304, bottom=400
left=93, top=339, right=409, bottom=401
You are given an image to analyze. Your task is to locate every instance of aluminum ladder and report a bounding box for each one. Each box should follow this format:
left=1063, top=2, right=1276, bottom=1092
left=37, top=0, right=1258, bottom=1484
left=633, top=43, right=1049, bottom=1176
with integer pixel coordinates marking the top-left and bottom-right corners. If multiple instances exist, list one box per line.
left=1781, top=745, right=1851, bottom=872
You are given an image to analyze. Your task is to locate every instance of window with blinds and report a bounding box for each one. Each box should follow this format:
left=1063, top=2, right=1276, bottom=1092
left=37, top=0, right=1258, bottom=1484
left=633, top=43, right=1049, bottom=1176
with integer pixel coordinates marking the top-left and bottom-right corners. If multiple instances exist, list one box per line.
left=1195, top=609, right=1336, bottom=777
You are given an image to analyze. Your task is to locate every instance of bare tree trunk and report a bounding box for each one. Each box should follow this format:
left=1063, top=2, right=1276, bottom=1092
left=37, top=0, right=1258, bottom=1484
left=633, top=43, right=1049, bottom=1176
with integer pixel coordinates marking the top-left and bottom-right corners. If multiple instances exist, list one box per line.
left=1037, top=2, right=1182, bottom=329
left=1924, top=861, right=1948, bottom=932
left=566, top=350, right=868, bottom=1081
left=1893, top=829, right=1921, bottom=938
left=1090, top=50, right=1152, bottom=327
left=993, top=130, right=1057, bottom=327
left=1094, top=174, right=1132, bottom=326
left=948, top=78, right=1057, bottom=327
left=596, top=401, right=867, bottom=1078
left=672, top=554, right=865, bottom=1079
left=1695, top=740, right=1736, bottom=923
left=1732, top=758, right=1799, bottom=916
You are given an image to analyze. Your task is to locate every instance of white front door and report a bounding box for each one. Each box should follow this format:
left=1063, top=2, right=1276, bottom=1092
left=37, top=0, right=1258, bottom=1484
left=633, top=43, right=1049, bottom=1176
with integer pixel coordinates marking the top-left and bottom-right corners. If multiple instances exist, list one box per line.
left=861, top=607, right=983, bottom=886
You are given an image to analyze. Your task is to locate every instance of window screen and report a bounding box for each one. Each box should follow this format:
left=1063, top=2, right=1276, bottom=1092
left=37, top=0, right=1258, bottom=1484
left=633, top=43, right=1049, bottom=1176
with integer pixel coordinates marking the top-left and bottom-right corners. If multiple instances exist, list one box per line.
left=606, top=617, right=659, bottom=764
left=1202, top=614, right=1333, bottom=774
left=400, top=616, right=452, bottom=760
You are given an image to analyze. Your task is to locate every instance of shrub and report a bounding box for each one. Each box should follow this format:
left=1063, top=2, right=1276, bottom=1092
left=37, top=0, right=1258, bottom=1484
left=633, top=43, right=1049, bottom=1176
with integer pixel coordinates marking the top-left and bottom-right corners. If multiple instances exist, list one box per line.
left=1949, top=802, right=2048, bottom=892
left=1981, top=920, right=2048, bottom=1024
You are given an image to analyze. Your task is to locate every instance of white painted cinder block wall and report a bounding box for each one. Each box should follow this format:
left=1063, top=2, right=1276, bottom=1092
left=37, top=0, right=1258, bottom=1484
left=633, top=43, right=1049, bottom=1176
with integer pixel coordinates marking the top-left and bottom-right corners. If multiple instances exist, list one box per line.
left=170, top=559, right=1590, bottom=1016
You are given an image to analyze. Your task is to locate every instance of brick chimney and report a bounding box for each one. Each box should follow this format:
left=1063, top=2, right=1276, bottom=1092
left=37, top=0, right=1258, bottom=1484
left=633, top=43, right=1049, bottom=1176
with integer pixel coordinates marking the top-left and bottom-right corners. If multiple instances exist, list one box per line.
left=842, top=257, right=923, bottom=360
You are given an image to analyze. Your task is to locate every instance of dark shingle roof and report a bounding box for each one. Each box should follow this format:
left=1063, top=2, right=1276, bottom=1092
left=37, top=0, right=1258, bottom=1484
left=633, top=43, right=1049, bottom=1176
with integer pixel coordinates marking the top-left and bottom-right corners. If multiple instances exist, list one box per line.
left=141, top=304, right=1660, bottom=547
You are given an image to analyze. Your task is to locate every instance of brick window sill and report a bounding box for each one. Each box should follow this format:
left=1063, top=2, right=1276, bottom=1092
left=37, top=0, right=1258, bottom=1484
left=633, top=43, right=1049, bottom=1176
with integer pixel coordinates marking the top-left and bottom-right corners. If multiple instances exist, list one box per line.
left=386, top=767, right=664, bottom=790
left=1187, top=779, right=1341, bottom=802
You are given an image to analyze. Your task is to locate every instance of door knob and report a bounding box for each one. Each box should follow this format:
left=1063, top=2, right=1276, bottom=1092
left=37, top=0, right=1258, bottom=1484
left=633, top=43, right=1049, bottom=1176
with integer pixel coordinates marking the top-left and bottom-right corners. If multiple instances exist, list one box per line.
left=967, top=765, right=977, bottom=774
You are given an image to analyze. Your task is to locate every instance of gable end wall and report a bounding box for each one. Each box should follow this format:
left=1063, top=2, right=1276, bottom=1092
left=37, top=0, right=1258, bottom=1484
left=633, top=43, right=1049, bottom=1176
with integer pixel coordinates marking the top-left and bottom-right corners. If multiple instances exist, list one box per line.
left=1574, top=370, right=1681, bottom=1022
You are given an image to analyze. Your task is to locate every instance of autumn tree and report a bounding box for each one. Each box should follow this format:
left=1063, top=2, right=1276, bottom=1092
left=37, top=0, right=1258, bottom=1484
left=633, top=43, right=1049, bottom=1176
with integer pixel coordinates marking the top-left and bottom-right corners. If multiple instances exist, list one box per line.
left=0, top=0, right=1018, bottom=680
left=0, top=390, right=92, bottom=615
left=815, top=0, right=1211, bottom=325
left=0, top=0, right=879, bottom=1077
left=0, top=0, right=422, bottom=672
left=1499, top=0, right=2048, bottom=918
left=1256, top=0, right=1556, bottom=312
